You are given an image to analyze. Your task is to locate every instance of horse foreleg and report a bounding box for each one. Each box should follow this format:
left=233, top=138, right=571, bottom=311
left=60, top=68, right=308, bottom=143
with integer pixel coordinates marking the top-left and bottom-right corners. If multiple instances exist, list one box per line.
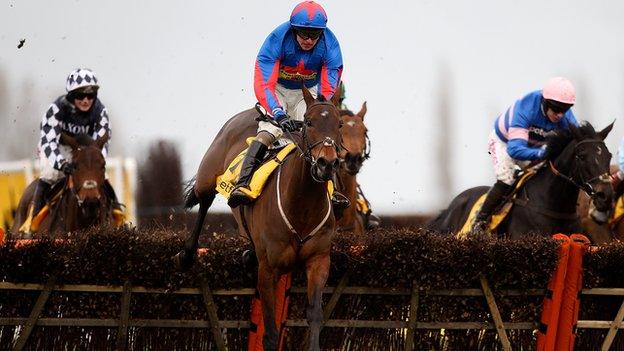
left=174, top=194, right=214, bottom=270
left=305, top=253, right=330, bottom=351
left=257, top=259, right=280, bottom=351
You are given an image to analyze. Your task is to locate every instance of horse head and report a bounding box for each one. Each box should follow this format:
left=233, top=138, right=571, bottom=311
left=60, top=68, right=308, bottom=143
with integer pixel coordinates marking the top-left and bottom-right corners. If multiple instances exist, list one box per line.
left=338, top=102, right=369, bottom=175
left=60, top=132, right=109, bottom=218
left=544, top=121, right=614, bottom=213
left=299, top=86, right=343, bottom=182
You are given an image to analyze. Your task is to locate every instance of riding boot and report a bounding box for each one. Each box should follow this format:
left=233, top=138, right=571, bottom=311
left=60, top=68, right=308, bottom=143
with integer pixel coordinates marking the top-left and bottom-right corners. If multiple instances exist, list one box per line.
left=20, top=179, right=50, bottom=236
left=104, top=179, right=125, bottom=226
left=472, top=180, right=514, bottom=232
left=228, top=140, right=268, bottom=208
left=366, top=212, right=381, bottom=230
left=32, top=179, right=51, bottom=218
left=331, top=191, right=350, bottom=219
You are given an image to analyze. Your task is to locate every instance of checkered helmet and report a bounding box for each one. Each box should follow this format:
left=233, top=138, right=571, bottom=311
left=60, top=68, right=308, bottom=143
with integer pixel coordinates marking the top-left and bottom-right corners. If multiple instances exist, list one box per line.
left=66, top=68, right=99, bottom=93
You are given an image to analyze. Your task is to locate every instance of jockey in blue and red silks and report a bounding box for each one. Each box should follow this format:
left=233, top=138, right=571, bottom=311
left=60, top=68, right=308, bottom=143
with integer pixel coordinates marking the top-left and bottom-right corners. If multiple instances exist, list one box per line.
left=472, top=77, right=580, bottom=232
left=228, top=1, right=344, bottom=208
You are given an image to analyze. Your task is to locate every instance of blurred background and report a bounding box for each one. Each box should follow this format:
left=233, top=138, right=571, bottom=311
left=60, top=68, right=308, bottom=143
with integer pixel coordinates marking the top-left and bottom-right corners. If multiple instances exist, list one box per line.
left=1, top=0, right=623, bottom=226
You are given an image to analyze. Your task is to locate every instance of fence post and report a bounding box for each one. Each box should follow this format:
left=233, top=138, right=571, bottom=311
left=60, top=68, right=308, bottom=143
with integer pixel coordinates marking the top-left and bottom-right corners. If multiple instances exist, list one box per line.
left=116, top=281, right=132, bottom=351
left=480, top=275, right=512, bottom=351
left=199, top=277, right=227, bottom=351
left=404, top=280, right=419, bottom=351
left=13, top=275, right=56, bottom=351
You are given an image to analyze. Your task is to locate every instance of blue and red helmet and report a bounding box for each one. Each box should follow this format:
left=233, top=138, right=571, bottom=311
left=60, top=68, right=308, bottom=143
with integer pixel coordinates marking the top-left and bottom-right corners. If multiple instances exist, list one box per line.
left=290, top=1, right=327, bottom=29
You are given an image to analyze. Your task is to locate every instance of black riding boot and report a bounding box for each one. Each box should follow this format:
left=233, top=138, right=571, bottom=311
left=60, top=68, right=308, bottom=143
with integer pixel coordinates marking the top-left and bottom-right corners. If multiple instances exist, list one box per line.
left=103, top=179, right=122, bottom=210
left=32, top=179, right=51, bottom=217
left=472, top=180, right=514, bottom=232
left=366, top=212, right=381, bottom=230
left=331, top=191, right=351, bottom=220
left=228, top=140, right=268, bottom=208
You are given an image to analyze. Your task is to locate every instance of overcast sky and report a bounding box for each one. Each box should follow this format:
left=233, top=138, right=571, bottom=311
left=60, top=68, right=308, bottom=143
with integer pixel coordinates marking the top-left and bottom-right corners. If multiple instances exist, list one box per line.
left=2, top=0, right=624, bottom=214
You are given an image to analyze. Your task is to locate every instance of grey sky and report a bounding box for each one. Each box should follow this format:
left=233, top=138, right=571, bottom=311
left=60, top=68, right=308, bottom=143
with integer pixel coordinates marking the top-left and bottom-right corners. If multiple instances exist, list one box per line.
left=2, top=0, right=624, bottom=214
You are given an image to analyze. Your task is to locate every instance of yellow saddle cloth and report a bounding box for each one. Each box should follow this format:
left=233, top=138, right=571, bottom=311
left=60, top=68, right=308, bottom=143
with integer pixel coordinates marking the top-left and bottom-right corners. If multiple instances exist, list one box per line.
left=457, top=170, right=536, bottom=239
left=216, top=138, right=297, bottom=200
left=610, top=195, right=624, bottom=227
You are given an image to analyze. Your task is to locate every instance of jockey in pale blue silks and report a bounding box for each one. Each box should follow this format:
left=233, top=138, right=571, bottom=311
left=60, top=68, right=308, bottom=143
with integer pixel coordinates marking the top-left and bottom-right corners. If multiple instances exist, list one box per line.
left=473, top=77, right=580, bottom=231
left=228, top=1, right=345, bottom=209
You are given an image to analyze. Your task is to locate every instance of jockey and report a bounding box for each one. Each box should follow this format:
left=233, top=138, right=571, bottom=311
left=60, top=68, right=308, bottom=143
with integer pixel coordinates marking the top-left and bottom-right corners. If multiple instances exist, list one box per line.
left=611, top=137, right=624, bottom=195
left=228, top=1, right=347, bottom=209
left=473, top=77, right=579, bottom=232
left=27, top=68, right=121, bottom=227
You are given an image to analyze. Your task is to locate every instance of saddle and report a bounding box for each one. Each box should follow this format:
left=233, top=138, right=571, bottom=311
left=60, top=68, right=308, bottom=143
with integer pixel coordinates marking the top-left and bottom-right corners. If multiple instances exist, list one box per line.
left=216, top=138, right=297, bottom=200
left=457, top=170, right=537, bottom=238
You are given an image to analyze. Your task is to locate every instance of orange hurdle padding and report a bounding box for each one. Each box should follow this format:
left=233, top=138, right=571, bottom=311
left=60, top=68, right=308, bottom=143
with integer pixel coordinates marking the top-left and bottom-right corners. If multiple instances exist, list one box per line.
left=555, top=234, right=590, bottom=351
left=537, top=234, right=572, bottom=351
left=248, top=273, right=292, bottom=351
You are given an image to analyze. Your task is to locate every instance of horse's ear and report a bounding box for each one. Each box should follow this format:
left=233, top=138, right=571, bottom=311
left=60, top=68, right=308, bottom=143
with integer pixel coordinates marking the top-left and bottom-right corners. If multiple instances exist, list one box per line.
left=95, top=131, right=110, bottom=150
left=330, top=88, right=341, bottom=108
left=569, top=123, right=583, bottom=140
left=60, top=132, right=79, bottom=149
left=357, top=101, right=368, bottom=120
left=302, top=85, right=315, bottom=107
left=597, top=121, right=615, bottom=141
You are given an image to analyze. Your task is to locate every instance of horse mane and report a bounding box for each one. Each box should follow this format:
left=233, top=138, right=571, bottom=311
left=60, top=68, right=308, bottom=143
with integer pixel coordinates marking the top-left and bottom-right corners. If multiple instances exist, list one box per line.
left=543, top=122, right=597, bottom=160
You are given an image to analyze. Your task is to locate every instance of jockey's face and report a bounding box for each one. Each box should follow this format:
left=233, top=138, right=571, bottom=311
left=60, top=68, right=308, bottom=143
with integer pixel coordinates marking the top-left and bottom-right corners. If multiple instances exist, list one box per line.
left=545, top=107, right=565, bottom=123
left=296, top=33, right=320, bottom=51
left=73, top=94, right=95, bottom=112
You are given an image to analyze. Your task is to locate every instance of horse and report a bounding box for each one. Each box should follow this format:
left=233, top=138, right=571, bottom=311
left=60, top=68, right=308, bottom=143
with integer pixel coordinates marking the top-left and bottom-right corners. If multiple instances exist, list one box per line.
left=578, top=165, right=624, bottom=244
left=175, top=87, right=342, bottom=351
left=428, top=122, right=614, bottom=240
left=11, top=133, right=113, bottom=239
left=335, top=102, right=370, bottom=234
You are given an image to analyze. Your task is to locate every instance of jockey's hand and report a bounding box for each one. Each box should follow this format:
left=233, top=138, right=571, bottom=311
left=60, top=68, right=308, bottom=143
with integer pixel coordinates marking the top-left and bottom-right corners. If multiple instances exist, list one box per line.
left=279, top=117, right=299, bottom=133
left=61, top=162, right=75, bottom=175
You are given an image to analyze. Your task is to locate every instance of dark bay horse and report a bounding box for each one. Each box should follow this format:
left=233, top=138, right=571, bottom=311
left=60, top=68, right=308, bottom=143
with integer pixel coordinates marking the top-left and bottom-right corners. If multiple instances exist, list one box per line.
left=11, top=133, right=113, bottom=239
left=176, top=87, right=342, bottom=351
left=335, top=102, right=369, bottom=234
left=429, top=122, right=614, bottom=239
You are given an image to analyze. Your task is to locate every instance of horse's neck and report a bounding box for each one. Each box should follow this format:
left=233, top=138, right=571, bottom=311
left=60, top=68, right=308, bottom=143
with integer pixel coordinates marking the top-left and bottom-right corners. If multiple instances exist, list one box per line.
left=528, top=166, right=580, bottom=213
left=336, top=171, right=358, bottom=228
left=279, top=154, right=331, bottom=227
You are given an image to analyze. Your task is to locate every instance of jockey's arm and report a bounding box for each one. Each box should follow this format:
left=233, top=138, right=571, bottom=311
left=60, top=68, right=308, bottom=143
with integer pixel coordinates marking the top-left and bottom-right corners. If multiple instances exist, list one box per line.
left=507, top=111, right=545, bottom=161
left=254, top=32, right=283, bottom=118
left=318, top=30, right=343, bottom=99
left=40, top=103, right=66, bottom=170
left=93, top=107, right=110, bottom=158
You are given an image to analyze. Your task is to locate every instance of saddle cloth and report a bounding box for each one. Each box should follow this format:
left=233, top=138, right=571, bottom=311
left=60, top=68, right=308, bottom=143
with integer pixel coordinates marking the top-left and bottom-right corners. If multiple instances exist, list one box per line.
left=457, top=170, right=536, bottom=239
left=216, top=138, right=297, bottom=200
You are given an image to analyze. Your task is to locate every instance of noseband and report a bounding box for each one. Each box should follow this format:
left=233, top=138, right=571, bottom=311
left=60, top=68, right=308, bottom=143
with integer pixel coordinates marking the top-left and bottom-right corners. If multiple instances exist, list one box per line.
left=67, top=175, right=101, bottom=207
left=548, top=139, right=610, bottom=197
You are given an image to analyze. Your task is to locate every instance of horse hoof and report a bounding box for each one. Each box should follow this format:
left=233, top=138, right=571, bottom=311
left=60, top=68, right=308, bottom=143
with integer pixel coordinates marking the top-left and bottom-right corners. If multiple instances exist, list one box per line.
left=172, top=250, right=194, bottom=271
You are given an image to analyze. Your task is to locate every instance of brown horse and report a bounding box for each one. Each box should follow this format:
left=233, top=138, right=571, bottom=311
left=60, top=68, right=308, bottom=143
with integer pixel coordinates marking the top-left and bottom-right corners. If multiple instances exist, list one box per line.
left=11, top=133, right=113, bottom=239
left=176, top=87, right=342, bottom=351
left=578, top=165, right=623, bottom=244
left=335, top=102, right=369, bottom=234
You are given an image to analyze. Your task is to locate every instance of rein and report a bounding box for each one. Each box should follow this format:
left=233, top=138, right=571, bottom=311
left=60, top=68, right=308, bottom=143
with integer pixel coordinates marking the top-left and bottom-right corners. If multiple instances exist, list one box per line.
left=548, top=139, right=610, bottom=197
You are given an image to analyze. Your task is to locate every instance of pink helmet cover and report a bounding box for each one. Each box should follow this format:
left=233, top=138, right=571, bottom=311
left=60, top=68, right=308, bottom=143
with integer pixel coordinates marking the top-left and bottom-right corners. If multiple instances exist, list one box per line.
left=542, top=77, right=576, bottom=104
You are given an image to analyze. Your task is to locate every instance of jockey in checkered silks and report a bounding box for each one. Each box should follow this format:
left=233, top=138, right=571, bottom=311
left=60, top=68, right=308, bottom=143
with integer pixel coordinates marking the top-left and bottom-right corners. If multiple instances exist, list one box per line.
left=472, top=77, right=580, bottom=232
left=227, top=1, right=350, bottom=212
left=28, top=68, right=121, bottom=225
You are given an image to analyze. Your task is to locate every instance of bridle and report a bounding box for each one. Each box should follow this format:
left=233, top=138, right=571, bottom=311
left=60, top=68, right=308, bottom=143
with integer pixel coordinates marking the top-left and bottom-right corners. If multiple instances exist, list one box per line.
left=255, top=102, right=342, bottom=182
left=67, top=174, right=101, bottom=208
left=548, top=139, right=611, bottom=197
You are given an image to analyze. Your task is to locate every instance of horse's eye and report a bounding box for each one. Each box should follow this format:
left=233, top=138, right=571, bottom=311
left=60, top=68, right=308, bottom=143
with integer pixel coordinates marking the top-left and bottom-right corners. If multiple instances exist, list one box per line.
left=306, top=120, right=312, bottom=127
left=339, top=121, right=344, bottom=128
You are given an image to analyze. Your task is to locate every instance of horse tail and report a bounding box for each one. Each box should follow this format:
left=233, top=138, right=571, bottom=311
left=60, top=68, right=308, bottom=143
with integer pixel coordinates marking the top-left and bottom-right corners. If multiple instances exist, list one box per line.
left=183, top=176, right=199, bottom=209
